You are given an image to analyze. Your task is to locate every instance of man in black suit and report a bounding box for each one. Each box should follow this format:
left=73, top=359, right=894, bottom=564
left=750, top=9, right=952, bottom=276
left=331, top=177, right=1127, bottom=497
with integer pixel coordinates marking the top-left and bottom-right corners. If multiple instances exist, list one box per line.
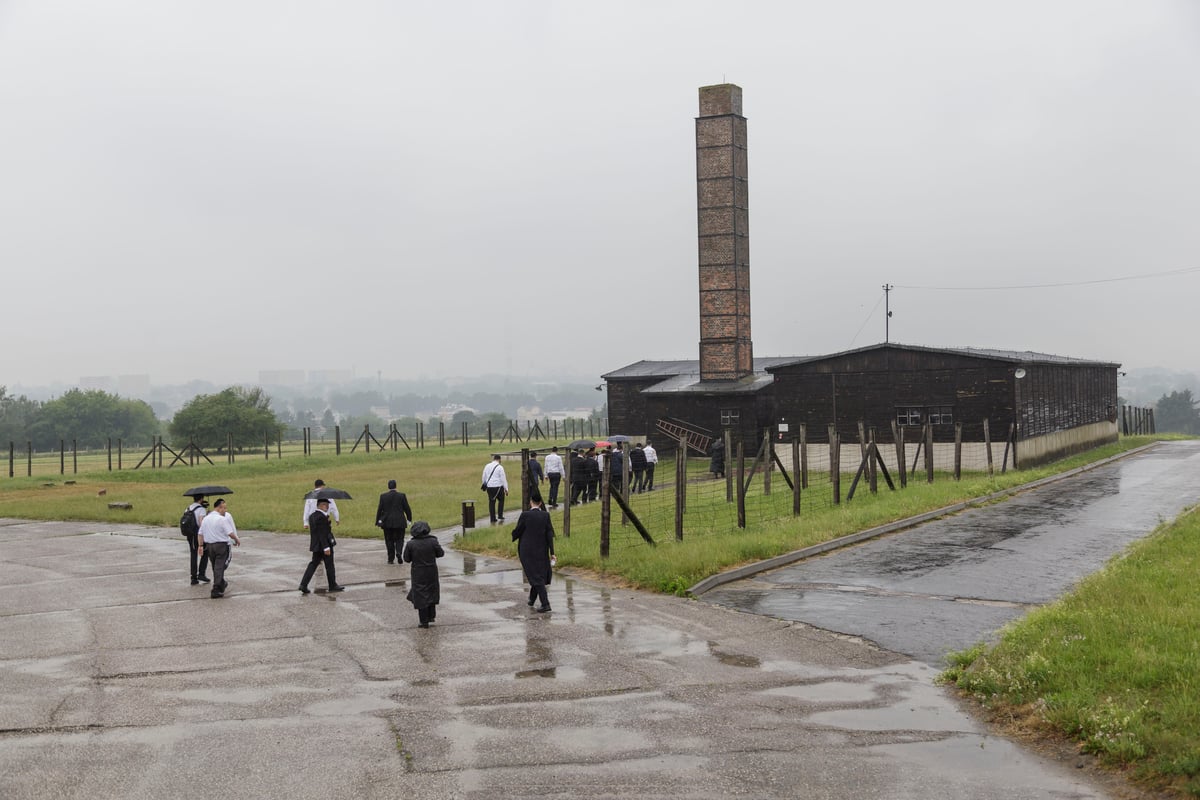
left=375, top=479, right=413, bottom=564
left=300, top=498, right=344, bottom=593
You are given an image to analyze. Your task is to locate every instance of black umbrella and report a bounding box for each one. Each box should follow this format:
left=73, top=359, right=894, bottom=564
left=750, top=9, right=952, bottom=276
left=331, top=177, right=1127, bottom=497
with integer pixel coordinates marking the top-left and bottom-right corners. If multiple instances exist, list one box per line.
left=567, top=439, right=596, bottom=450
left=182, top=485, right=234, bottom=497
left=608, top=435, right=632, bottom=443
left=304, top=487, right=353, bottom=500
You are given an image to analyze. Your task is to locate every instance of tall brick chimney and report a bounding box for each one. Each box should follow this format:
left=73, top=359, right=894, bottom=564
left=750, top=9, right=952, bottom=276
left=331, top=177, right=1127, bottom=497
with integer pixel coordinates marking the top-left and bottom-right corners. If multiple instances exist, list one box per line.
left=696, top=83, right=753, bottom=382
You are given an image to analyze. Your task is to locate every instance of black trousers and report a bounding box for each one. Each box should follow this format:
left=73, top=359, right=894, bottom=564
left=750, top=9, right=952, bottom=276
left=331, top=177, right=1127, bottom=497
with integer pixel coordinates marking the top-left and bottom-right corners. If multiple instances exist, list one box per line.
left=644, top=463, right=656, bottom=490
left=487, top=486, right=506, bottom=521
left=207, top=542, right=231, bottom=596
left=570, top=480, right=586, bottom=504
left=418, top=604, right=437, bottom=624
left=631, top=469, right=645, bottom=492
left=300, top=550, right=337, bottom=589
left=547, top=474, right=562, bottom=505
left=187, top=532, right=209, bottom=579
left=383, top=527, right=406, bottom=562
left=528, top=584, right=549, bottom=608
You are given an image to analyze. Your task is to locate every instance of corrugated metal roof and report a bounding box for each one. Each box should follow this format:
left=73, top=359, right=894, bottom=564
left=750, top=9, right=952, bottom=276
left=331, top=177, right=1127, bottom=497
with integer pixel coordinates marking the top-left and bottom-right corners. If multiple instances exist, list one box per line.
left=603, top=356, right=805, bottom=381
left=762, top=343, right=1120, bottom=370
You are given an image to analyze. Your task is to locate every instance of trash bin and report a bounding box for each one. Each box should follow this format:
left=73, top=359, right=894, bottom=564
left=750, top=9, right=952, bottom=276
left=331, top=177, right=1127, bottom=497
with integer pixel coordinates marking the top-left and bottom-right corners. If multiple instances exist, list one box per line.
left=461, top=500, right=475, bottom=529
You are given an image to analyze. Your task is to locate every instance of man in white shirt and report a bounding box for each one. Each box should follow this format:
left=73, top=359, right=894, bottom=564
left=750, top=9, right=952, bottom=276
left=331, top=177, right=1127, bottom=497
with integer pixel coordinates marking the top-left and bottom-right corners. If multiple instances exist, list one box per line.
left=481, top=454, right=509, bottom=523
left=198, top=498, right=240, bottom=599
left=303, top=478, right=340, bottom=530
left=543, top=446, right=564, bottom=509
left=643, top=441, right=658, bottom=491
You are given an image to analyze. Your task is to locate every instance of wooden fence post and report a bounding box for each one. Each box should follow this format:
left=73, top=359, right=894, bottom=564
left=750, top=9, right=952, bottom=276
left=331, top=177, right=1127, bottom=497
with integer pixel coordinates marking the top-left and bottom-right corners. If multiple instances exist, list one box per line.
left=107, top=437, right=112, bottom=471
left=924, top=421, right=934, bottom=483
left=60, top=439, right=65, bottom=475
left=983, top=418, right=993, bottom=476
left=954, top=421, right=963, bottom=480
left=736, top=438, right=746, bottom=529
left=891, top=421, right=907, bottom=489
left=799, top=423, right=808, bottom=489
left=763, top=427, right=772, bottom=496
left=792, top=438, right=801, bottom=516
left=600, top=465, right=611, bottom=559
left=679, top=432, right=688, bottom=514
left=335, top=425, right=341, bottom=455
left=724, top=428, right=734, bottom=503
left=118, top=438, right=122, bottom=470
left=831, top=431, right=841, bottom=505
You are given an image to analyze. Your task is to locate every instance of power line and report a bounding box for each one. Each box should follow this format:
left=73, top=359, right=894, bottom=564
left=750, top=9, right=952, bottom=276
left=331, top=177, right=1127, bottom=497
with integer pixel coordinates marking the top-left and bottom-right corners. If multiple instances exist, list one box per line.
left=894, top=265, right=1200, bottom=291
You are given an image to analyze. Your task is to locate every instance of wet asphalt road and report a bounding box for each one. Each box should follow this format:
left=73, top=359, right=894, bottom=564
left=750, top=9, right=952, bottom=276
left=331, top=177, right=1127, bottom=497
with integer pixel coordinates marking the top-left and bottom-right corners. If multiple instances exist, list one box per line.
left=703, top=440, right=1200, bottom=666
left=0, top=509, right=1132, bottom=799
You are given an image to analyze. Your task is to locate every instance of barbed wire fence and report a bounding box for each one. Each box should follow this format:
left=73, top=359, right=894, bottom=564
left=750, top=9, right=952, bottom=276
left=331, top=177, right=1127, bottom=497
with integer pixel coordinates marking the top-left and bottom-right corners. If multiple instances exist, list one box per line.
left=531, top=408, right=1154, bottom=557
left=4, top=416, right=609, bottom=479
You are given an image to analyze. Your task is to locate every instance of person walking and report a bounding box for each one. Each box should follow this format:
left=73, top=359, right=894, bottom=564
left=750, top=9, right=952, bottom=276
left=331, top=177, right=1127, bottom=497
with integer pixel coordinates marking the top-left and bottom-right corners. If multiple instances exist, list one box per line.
left=569, top=449, right=587, bottom=505
left=303, top=479, right=340, bottom=530
left=608, top=444, right=625, bottom=495
left=299, top=498, right=345, bottom=594
left=585, top=448, right=601, bottom=502
left=544, top=446, right=564, bottom=508
left=709, top=437, right=726, bottom=478
left=526, top=452, right=544, bottom=494
left=197, top=498, right=240, bottom=599
left=629, top=443, right=648, bottom=493
left=375, top=479, right=413, bottom=564
left=183, top=495, right=210, bottom=585
left=642, top=441, right=658, bottom=491
left=482, top=454, right=509, bottom=523
left=402, top=521, right=444, bottom=628
left=512, top=491, right=555, bottom=613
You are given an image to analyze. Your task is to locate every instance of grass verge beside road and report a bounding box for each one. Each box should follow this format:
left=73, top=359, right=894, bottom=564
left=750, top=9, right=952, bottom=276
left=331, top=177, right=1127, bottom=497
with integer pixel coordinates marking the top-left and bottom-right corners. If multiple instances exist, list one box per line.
left=941, top=504, right=1200, bottom=798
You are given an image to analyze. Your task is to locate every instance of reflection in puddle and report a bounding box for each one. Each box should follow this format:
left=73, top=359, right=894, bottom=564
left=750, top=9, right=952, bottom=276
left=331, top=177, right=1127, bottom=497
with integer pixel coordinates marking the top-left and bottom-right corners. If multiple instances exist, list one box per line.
left=384, top=580, right=406, bottom=588
left=462, top=554, right=476, bottom=576
left=515, top=667, right=557, bottom=679
left=707, top=641, right=762, bottom=668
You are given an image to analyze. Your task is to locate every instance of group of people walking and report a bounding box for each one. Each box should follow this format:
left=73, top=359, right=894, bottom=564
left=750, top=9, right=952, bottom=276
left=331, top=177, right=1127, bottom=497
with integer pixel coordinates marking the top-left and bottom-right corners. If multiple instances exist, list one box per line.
left=181, top=473, right=556, bottom=628
left=562, top=441, right=657, bottom=504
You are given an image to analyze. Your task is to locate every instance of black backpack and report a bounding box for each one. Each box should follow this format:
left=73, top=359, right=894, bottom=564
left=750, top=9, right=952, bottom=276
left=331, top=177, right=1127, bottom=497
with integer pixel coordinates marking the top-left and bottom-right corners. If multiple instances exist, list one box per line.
left=180, top=505, right=200, bottom=537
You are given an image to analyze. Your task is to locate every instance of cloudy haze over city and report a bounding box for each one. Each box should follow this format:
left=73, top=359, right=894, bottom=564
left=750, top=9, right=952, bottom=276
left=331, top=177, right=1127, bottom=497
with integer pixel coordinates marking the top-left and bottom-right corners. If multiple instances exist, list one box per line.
left=1, top=1, right=1197, bottom=390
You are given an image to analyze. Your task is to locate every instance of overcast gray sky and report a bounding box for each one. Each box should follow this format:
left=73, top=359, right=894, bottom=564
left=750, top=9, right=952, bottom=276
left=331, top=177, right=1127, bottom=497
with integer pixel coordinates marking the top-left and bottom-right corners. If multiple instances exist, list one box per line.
left=2, top=1, right=1197, bottom=388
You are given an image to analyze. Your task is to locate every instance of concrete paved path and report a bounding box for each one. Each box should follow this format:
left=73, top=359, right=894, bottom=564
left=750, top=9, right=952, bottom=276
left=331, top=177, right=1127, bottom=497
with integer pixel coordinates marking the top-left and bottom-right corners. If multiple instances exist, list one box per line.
left=702, top=440, right=1200, bottom=667
left=0, top=507, right=1143, bottom=799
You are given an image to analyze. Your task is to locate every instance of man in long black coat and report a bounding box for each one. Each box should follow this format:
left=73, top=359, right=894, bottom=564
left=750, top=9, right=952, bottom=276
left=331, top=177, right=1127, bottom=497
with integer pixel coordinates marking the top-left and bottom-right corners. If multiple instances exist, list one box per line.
left=569, top=450, right=587, bottom=505
left=402, top=521, right=444, bottom=628
left=512, top=494, right=555, bottom=612
left=375, top=479, right=413, bottom=564
left=300, top=499, right=344, bottom=593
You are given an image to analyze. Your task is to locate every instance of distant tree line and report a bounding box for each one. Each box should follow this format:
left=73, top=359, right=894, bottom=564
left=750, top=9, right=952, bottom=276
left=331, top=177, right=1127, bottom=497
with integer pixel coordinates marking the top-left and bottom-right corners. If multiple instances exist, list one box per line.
left=1, top=384, right=605, bottom=453
left=0, top=387, right=159, bottom=450
left=1155, top=390, right=1200, bottom=434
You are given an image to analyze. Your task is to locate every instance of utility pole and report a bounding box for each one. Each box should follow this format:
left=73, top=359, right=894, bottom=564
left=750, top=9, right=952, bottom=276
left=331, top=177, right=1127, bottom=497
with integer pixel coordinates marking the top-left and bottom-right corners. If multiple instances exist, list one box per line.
left=882, top=284, right=894, bottom=343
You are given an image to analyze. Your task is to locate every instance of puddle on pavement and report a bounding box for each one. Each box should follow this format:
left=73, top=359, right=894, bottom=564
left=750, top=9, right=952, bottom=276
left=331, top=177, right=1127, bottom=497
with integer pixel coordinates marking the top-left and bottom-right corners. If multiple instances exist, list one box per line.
left=707, top=641, right=761, bottom=668
left=307, top=694, right=397, bottom=716
left=513, top=665, right=586, bottom=680
left=383, top=580, right=406, bottom=588
left=761, top=680, right=878, bottom=704
left=803, top=675, right=980, bottom=734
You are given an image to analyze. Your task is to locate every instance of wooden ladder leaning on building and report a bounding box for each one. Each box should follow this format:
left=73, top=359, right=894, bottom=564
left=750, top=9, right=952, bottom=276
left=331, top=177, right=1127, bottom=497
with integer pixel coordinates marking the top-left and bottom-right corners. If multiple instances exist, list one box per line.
left=655, top=417, right=712, bottom=455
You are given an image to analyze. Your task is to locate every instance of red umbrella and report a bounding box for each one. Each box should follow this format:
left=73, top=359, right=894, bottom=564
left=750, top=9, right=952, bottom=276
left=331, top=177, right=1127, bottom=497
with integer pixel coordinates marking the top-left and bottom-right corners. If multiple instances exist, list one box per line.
left=594, top=440, right=613, bottom=448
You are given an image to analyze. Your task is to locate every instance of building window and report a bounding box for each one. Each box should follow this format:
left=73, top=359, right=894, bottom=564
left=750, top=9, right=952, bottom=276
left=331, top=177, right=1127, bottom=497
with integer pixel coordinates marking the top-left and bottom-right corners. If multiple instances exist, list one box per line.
left=720, top=409, right=740, bottom=426
left=928, top=406, right=954, bottom=425
left=897, top=406, right=953, bottom=426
